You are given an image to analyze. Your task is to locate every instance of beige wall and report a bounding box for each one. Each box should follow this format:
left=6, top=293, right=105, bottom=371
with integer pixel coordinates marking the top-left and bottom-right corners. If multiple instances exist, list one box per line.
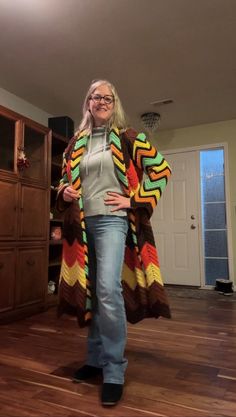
left=0, top=87, right=52, bottom=126
left=154, top=119, right=236, bottom=285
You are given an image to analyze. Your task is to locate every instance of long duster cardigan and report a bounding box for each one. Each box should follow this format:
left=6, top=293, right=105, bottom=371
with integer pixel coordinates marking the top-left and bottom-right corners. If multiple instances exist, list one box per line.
left=56, top=126, right=172, bottom=327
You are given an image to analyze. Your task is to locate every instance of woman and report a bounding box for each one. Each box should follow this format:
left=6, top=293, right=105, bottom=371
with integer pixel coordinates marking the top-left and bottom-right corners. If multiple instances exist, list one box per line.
left=57, top=79, right=171, bottom=406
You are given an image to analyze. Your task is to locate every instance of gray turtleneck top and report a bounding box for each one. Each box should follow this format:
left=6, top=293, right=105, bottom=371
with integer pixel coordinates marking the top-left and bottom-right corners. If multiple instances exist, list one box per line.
left=80, top=126, right=127, bottom=217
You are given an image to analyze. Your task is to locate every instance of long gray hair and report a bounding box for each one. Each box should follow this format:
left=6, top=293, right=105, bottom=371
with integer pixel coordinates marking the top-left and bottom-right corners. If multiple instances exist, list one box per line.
left=76, top=79, right=127, bottom=134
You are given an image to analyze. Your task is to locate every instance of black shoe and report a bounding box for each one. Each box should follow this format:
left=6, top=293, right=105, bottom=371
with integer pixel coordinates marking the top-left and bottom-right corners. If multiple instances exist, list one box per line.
left=101, top=383, right=123, bottom=406
left=73, top=365, right=103, bottom=382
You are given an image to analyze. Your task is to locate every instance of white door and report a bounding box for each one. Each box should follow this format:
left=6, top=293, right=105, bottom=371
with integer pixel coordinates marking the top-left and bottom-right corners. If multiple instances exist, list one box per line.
left=152, top=151, right=201, bottom=286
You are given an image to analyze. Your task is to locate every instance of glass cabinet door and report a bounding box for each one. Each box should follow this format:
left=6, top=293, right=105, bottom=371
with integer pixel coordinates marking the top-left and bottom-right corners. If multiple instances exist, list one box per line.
left=21, top=124, right=48, bottom=184
left=0, top=114, right=16, bottom=172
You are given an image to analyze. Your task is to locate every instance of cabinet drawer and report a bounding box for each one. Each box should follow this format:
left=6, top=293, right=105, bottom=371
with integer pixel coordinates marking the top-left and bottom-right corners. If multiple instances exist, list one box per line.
left=15, top=246, right=47, bottom=307
left=0, top=248, right=16, bottom=312
left=19, top=185, right=48, bottom=240
left=0, top=179, right=18, bottom=240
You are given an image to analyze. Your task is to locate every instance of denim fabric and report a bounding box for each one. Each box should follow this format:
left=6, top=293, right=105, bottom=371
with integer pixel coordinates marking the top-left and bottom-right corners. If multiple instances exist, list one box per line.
left=85, top=215, right=128, bottom=384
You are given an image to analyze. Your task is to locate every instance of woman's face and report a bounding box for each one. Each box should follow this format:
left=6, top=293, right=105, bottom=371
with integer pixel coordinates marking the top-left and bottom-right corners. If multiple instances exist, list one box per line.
left=88, top=84, right=115, bottom=127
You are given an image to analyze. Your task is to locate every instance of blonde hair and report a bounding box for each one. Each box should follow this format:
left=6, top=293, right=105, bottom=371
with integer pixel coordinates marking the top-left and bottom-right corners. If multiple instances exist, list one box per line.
left=76, top=79, right=127, bottom=134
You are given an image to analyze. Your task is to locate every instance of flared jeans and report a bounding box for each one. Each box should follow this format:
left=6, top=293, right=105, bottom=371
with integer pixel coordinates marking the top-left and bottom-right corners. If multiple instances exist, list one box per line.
left=85, top=215, right=128, bottom=384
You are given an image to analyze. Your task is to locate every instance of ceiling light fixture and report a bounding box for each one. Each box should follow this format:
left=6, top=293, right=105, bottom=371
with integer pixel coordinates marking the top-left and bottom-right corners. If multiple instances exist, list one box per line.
left=141, top=112, right=161, bottom=132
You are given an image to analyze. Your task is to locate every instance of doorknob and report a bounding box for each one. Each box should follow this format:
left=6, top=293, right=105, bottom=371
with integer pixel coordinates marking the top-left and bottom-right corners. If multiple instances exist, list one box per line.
left=191, top=215, right=195, bottom=220
left=191, top=224, right=196, bottom=229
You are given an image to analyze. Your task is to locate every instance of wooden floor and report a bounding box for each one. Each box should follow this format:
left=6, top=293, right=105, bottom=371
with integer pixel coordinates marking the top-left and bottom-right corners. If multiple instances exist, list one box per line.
left=1, top=288, right=236, bottom=417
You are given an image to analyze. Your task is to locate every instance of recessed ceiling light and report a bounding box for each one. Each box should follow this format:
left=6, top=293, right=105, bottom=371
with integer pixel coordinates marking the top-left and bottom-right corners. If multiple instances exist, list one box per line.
left=150, top=98, right=174, bottom=106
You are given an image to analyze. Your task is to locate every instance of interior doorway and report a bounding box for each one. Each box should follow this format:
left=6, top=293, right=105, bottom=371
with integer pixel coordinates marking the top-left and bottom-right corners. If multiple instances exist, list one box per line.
left=152, top=145, right=230, bottom=287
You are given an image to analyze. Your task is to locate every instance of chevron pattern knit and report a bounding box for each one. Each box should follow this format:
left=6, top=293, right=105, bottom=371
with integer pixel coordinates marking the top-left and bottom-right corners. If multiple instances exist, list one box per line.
left=57, top=127, right=171, bottom=326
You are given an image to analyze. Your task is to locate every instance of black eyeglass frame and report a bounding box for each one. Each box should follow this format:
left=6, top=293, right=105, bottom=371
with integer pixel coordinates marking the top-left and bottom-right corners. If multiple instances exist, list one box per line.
left=89, top=94, right=114, bottom=105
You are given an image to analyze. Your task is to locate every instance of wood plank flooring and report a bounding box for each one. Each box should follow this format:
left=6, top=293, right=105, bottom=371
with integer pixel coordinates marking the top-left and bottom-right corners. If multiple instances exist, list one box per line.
left=0, top=287, right=236, bottom=416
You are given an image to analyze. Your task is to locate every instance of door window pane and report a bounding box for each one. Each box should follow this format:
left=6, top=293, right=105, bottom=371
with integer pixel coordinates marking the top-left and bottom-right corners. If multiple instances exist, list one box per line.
left=22, top=125, right=46, bottom=182
left=203, top=202, right=226, bottom=229
left=201, top=175, right=225, bottom=202
left=204, top=230, right=228, bottom=258
left=200, top=149, right=229, bottom=285
left=205, top=259, right=229, bottom=286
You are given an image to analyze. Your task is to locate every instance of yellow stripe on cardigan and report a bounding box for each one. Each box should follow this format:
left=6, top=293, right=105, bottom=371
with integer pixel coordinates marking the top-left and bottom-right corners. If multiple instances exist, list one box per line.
left=111, top=125, right=120, bottom=135
left=122, top=263, right=163, bottom=290
left=139, top=184, right=161, bottom=198
left=70, top=157, right=83, bottom=168
left=133, top=140, right=151, bottom=155
left=122, top=263, right=137, bottom=290
left=130, top=222, right=136, bottom=233
left=112, top=155, right=126, bottom=173
left=135, top=266, right=146, bottom=287
left=60, top=261, right=87, bottom=289
left=152, top=160, right=169, bottom=171
left=145, top=263, right=164, bottom=286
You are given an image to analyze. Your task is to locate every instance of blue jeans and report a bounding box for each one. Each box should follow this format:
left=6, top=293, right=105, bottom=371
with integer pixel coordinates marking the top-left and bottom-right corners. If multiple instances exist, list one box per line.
left=85, top=215, right=128, bottom=384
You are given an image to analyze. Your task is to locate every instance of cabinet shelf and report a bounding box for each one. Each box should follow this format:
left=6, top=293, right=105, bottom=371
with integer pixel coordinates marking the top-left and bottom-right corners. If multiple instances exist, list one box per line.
left=49, top=260, right=61, bottom=267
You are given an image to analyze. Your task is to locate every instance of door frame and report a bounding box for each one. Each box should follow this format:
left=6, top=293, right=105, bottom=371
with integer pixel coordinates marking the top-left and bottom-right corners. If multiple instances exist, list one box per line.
left=160, top=141, right=234, bottom=288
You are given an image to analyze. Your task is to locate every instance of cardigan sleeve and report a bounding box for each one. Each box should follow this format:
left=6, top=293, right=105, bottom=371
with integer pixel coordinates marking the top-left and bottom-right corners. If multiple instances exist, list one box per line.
left=125, top=128, right=171, bottom=218
left=55, top=133, right=85, bottom=212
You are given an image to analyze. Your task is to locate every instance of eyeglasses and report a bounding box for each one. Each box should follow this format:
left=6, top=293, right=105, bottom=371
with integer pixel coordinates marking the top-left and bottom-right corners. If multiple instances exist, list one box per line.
left=90, top=94, right=114, bottom=105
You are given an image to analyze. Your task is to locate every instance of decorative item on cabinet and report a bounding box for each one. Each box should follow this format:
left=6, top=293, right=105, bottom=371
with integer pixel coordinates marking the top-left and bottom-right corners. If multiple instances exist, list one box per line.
left=50, top=225, right=62, bottom=240
left=17, top=146, right=30, bottom=170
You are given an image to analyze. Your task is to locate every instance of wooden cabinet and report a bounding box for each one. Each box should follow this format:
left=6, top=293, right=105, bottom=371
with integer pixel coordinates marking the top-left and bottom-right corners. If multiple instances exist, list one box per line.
left=0, top=104, right=51, bottom=322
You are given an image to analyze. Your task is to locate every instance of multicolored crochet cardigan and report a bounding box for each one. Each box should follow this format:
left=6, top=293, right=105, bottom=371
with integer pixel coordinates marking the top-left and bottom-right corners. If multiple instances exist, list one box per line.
left=56, top=126, right=172, bottom=327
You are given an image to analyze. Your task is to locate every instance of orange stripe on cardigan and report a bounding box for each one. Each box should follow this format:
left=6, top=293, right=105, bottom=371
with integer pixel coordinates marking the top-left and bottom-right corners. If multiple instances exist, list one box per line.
left=72, top=178, right=81, bottom=190
left=140, top=242, right=160, bottom=269
left=71, top=147, right=85, bottom=159
left=133, top=194, right=157, bottom=208
left=149, top=169, right=171, bottom=181
left=135, top=146, right=156, bottom=169
left=110, top=143, right=124, bottom=161
left=63, top=240, right=85, bottom=268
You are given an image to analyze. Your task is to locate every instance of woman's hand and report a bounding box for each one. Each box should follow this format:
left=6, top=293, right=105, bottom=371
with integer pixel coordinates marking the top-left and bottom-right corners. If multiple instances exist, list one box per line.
left=63, top=186, right=80, bottom=202
left=104, top=192, right=131, bottom=211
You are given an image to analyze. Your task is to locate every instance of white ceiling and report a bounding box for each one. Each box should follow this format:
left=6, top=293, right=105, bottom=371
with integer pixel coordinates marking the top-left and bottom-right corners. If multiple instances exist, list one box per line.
left=0, top=0, right=236, bottom=131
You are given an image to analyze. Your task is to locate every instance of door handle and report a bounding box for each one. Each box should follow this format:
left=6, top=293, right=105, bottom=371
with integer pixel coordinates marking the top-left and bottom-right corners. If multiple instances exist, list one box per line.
left=191, top=224, right=196, bottom=229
